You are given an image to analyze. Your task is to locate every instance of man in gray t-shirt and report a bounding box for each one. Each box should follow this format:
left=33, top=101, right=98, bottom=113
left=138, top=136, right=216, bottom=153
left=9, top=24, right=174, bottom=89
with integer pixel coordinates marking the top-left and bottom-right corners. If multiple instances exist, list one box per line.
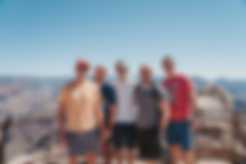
left=134, top=65, right=169, bottom=163
left=134, top=84, right=162, bottom=129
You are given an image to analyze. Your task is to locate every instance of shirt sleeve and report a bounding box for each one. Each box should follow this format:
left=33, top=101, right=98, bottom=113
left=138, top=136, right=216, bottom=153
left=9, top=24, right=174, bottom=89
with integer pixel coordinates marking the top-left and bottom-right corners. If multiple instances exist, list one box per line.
left=108, top=86, right=117, bottom=105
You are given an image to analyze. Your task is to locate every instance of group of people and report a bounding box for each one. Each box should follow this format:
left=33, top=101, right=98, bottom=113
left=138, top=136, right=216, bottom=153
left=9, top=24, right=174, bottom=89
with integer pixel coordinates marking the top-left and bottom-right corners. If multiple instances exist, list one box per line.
left=58, top=56, right=196, bottom=164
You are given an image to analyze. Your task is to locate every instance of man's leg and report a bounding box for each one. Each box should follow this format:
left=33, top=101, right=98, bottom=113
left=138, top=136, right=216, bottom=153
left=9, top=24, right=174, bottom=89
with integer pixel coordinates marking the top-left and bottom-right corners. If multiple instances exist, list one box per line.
left=126, top=149, right=135, bottom=164
left=103, top=142, right=112, bottom=164
left=181, top=121, right=194, bottom=164
left=126, top=125, right=137, bottom=164
left=115, top=149, right=124, bottom=164
left=170, top=145, right=182, bottom=164
left=84, top=153, right=97, bottom=164
left=183, top=150, right=194, bottom=164
left=68, top=155, right=78, bottom=164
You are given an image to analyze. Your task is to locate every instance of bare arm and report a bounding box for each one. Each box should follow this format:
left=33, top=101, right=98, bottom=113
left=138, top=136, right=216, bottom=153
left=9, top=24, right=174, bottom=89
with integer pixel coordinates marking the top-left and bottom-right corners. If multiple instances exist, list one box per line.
left=160, top=100, right=170, bottom=129
left=190, top=89, right=197, bottom=112
left=95, top=101, right=104, bottom=130
left=109, top=104, right=117, bottom=129
left=58, top=103, right=66, bottom=142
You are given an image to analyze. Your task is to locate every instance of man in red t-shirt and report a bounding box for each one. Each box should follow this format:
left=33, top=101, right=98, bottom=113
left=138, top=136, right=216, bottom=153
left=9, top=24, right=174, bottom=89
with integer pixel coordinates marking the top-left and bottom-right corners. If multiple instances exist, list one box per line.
left=162, top=56, right=196, bottom=164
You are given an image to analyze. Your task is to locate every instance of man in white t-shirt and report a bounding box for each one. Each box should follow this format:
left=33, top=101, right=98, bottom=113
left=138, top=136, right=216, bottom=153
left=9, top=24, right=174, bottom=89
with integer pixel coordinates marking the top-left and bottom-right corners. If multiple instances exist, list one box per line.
left=112, top=61, right=137, bottom=164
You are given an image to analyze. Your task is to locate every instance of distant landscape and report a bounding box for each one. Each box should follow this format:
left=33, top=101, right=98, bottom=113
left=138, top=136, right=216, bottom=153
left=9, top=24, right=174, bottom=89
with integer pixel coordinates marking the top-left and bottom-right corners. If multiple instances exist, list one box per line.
left=0, top=76, right=246, bottom=163
left=0, top=76, right=246, bottom=120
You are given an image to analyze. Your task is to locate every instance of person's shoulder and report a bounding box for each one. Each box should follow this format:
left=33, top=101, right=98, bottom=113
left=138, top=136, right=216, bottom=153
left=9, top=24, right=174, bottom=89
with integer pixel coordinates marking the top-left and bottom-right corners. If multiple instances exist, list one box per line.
left=177, top=73, right=191, bottom=83
left=103, top=82, right=113, bottom=89
left=61, top=80, right=75, bottom=92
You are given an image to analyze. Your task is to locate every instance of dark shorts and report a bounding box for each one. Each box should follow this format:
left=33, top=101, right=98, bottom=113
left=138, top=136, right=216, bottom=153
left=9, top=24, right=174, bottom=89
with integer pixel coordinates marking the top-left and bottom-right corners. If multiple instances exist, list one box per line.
left=66, top=129, right=99, bottom=156
left=166, top=121, right=193, bottom=151
left=112, top=123, right=136, bottom=150
left=137, top=127, right=161, bottom=159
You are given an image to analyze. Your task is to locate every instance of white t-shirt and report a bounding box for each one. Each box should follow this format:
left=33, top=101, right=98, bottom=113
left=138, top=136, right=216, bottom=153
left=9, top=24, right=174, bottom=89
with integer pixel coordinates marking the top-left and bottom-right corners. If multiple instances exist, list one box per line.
left=113, top=80, right=137, bottom=123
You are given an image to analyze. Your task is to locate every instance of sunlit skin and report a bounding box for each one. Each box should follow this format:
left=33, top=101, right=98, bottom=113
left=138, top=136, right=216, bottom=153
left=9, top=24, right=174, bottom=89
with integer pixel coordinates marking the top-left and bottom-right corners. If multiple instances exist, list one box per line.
left=58, top=60, right=103, bottom=164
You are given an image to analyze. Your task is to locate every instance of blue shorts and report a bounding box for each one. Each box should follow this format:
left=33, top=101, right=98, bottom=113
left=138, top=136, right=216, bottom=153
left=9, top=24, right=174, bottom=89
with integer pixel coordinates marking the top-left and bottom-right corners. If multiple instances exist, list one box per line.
left=66, top=129, right=99, bottom=156
left=166, top=121, right=193, bottom=151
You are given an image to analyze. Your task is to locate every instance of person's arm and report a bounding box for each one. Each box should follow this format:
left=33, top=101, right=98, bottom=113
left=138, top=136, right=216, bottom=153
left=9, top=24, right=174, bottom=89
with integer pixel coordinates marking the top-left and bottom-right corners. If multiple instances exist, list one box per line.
left=109, top=104, right=117, bottom=129
left=58, top=104, right=66, bottom=139
left=160, top=100, right=170, bottom=129
left=95, top=93, right=104, bottom=130
left=187, top=79, right=197, bottom=116
left=94, top=87, right=109, bottom=141
left=108, top=87, right=117, bottom=129
left=185, top=78, right=199, bottom=131
left=57, top=90, right=66, bottom=144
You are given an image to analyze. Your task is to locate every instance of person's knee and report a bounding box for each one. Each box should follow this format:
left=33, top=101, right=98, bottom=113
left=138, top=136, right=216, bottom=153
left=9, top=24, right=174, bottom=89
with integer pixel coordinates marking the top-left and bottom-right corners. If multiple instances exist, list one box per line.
left=68, top=155, right=78, bottom=164
left=85, top=153, right=97, bottom=164
left=183, top=150, right=194, bottom=164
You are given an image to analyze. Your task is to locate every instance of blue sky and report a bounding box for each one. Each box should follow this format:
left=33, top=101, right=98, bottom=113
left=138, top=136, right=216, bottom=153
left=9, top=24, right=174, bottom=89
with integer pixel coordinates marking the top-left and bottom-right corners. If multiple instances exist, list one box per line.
left=0, top=0, right=245, bottom=79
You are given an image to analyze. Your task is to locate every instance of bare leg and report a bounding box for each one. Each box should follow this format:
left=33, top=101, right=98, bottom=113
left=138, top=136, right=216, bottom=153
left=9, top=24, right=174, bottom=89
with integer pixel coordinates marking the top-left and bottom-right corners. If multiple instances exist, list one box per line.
left=103, top=143, right=112, bottom=164
left=145, top=160, right=158, bottom=164
left=68, top=155, right=78, bottom=164
left=170, top=145, right=182, bottom=164
left=183, top=150, right=194, bottom=164
left=84, top=153, right=97, bottom=164
left=115, top=150, right=124, bottom=164
left=126, top=149, right=135, bottom=164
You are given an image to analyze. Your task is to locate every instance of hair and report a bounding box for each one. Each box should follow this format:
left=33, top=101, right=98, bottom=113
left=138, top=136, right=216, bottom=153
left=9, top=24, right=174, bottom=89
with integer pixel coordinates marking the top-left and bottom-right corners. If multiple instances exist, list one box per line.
left=162, top=55, right=175, bottom=66
left=115, top=60, right=127, bottom=69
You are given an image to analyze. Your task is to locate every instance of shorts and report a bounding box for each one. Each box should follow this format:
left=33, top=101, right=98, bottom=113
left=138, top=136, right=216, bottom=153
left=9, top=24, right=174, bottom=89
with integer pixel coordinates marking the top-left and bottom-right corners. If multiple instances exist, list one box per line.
left=166, top=121, right=193, bottom=151
left=66, top=129, right=99, bottom=156
left=137, top=127, right=161, bottom=159
left=112, top=123, right=136, bottom=149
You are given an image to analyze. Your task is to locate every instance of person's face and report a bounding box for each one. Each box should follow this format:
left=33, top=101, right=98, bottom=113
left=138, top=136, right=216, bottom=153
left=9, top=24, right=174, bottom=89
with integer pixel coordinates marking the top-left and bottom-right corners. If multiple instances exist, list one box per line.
left=140, top=68, right=152, bottom=84
left=162, top=59, right=175, bottom=77
left=75, top=62, right=89, bottom=79
left=116, top=65, right=127, bottom=80
left=75, top=68, right=87, bottom=79
left=95, top=67, right=107, bottom=83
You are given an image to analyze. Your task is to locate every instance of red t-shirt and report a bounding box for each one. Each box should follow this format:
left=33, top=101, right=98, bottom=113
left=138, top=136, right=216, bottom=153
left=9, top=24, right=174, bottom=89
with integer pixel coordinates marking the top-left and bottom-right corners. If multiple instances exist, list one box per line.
left=163, top=74, right=193, bottom=122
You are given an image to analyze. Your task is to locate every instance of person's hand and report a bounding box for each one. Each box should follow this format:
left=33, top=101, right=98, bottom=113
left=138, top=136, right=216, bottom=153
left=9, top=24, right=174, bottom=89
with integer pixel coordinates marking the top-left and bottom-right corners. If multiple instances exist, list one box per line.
left=101, top=128, right=111, bottom=142
left=192, top=119, right=201, bottom=132
left=59, top=131, right=67, bottom=148
left=160, top=118, right=169, bottom=130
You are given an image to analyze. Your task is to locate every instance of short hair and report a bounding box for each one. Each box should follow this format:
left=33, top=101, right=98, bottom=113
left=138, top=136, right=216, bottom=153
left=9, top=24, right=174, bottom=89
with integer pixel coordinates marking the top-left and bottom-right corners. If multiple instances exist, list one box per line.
left=162, top=55, right=175, bottom=66
left=75, top=59, right=90, bottom=71
left=140, top=64, right=152, bottom=74
left=115, top=60, right=127, bottom=70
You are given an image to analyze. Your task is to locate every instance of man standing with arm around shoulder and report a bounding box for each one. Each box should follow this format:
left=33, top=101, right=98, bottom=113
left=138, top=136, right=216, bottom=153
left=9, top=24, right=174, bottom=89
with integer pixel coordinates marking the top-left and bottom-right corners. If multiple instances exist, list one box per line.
left=112, top=61, right=137, bottom=164
left=134, top=65, right=169, bottom=164
left=58, top=59, right=105, bottom=164
left=94, top=65, right=117, bottom=164
left=161, top=56, right=197, bottom=164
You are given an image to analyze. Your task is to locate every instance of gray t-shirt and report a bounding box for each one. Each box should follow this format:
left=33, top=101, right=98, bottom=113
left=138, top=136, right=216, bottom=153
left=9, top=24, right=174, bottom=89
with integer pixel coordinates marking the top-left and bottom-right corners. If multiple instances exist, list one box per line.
left=134, top=84, right=164, bottom=129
